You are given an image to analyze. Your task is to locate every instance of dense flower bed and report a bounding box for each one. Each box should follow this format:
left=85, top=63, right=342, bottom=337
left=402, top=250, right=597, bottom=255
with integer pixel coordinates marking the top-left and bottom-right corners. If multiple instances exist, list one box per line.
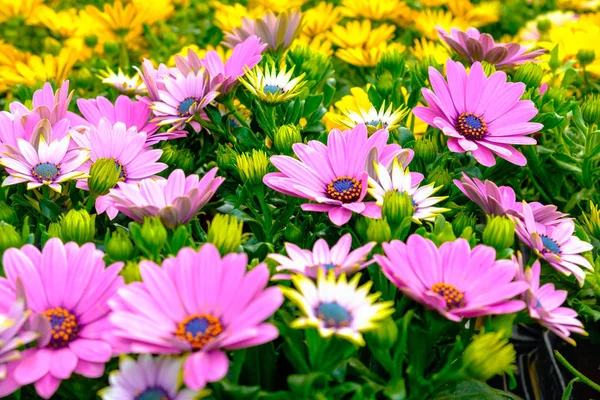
left=0, top=0, right=599, bottom=399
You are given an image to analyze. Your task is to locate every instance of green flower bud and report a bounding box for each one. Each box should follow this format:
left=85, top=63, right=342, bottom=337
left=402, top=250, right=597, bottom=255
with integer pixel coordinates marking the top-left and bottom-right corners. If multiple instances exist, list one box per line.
left=427, top=168, right=452, bottom=189
left=382, top=190, right=414, bottom=226
left=513, top=62, right=543, bottom=88
left=206, top=214, right=245, bottom=256
left=414, top=138, right=437, bottom=164
left=216, top=144, right=238, bottom=172
left=89, top=158, right=121, bottom=196
left=121, top=261, right=141, bottom=284
left=76, top=68, right=94, bottom=90
left=59, top=209, right=96, bottom=245
left=0, top=201, right=18, bottom=226
left=581, top=201, right=600, bottom=239
left=103, top=40, right=120, bottom=57
left=284, top=224, right=303, bottom=243
left=365, top=316, right=398, bottom=350
left=482, top=215, right=515, bottom=252
left=581, top=95, right=600, bottom=126
left=274, top=125, right=302, bottom=155
left=376, top=71, right=395, bottom=99
left=140, top=216, right=168, bottom=251
left=377, top=49, right=406, bottom=79
left=453, top=211, right=477, bottom=237
left=84, top=35, right=98, bottom=48
left=194, top=2, right=211, bottom=15
left=236, top=149, right=270, bottom=186
left=537, top=18, right=552, bottom=33
left=578, top=49, right=596, bottom=67
left=480, top=61, right=496, bottom=77
left=366, top=218, right=392, bottom=243
left=462, top=332, right=516, bottom=381
left=355, top=217, right=370, bottom=241
left=0, top=224, right=23, bottom=253
left=43, top=37, right=61, bottom=55
left=47, top=222, right=61, bottom=238
left=106, top=229, right=134, bottom=262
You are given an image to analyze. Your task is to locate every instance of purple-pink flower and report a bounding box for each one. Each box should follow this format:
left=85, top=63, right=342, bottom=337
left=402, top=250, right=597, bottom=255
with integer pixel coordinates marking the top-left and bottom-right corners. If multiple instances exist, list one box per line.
left=0, top=238, right=124, bottom=399
left=514, top=201, right=593, bottom=286
left=264, top=124, right=405, bottom=226
left=437, top=27, right=546, bottom=68
left=413, top=60, right=543, bottom=167
left=375, top=235, right=527, bottom=322
left=269, top=233, right=375, bottom=280
left=108, top=243, right=283, bottom=390
left=105, top=168, right=224, bottom=227
left=516, top=255, right=587, bottom=345
left=223, top=10, right=303, bottom=51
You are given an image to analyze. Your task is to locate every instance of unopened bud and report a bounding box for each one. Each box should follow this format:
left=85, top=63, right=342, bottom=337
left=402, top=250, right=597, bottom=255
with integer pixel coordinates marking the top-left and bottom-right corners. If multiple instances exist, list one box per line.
left=121, top=261, right=141, bottom=283
left=578, top=49, right=595, bottom=67
left=59, top=209, right=96, bottom=245
left=236, top=149, right=270, bottom=186
left=103, top=40, right=120, bottom=57
left=206, top=214, right=245, bottom=256
left=0, top=224, right=22, bottom=253
left=581, top=95, right=600, bottom=126
left=382, top=191, right=414, bottom=226
left=366, top=218, right=392, bottom=243
left=89, top=158, right=121, bottom=196
left=462, top=332, right=516, bottom=381
left=414, top=138, right=437, bottom=164
left=0, top=201, right=18, bottom=226
left=140, top=216, right=167, bottom=251
left=453, top=211, right=477, bottom=237
left=513, top=62, right=543, bottom=88
left=274, top=125, right=302, bottom=155
left=482, top=215, right=515, bottom=252
left=106, top=229, right=134, bottom=262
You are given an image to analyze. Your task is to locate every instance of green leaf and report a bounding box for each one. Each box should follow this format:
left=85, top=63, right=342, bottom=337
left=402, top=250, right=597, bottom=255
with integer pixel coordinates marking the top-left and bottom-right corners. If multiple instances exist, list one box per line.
left=233, top=127, right=263, bottom=151
left=430, top=380, right=516, bottom=400
left=287, top=373, right=330, bottom=398
left=303, top=94, right=323, bottom=116
left=39, top=198, right=62, bottom=222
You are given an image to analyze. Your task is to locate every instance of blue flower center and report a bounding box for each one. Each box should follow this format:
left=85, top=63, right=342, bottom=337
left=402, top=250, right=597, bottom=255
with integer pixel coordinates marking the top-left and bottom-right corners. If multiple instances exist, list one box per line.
left=135, top=388, right=170, bottom=400
left=541, top=235, right=561, bottom=255
left=321, top=263, right=338, bottom=271
left=316, top=302, right=351, bottom=328
left=32, top=162, right=60, bottom=182
left=456, top=112, right=487, bottom=140
left=175, top=314, right=223, bottom=351
left=366, top=119, right=387, bottom=128
left=327, top=176, right=362, bottom=203
left=115, top=160, right=126, bottom=179
left=177, top=97, right=197, bottom=116
left=185, top=317, right=210, bottom=336
left=264, top=84, right=283, bottom=94
left=43, top=308, right=79, bottom=349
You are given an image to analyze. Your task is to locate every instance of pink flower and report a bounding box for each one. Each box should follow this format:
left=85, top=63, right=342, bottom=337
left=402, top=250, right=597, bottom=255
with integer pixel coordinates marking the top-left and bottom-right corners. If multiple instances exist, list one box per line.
left=374, top=235, right=527, bottom=322
left=269, top=234, right=376, bottom=280
left=108, top=243, right=283, bottom=390
left=135, top=59, right=178, bottom=103
left=223, top=11, right=303, bottom=51
left=0, top=238, right=124, bottom=399
left=264, top=124, right=405, bottom=226
left=413, top=60, right=543, bottom=167
left=516, top=255, right=587, bottom=345
left=105, top=168, right=224, bottom=227
left=514, top=201, right=593, bottom=286
left=71, top=118, right=167, bottom=219
left=437, top=27, right=546, bottom=68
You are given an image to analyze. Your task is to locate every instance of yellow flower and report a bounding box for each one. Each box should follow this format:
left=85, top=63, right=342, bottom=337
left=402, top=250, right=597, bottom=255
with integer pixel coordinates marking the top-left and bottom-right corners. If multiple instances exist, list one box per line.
left=413, top=9, right=469, bottom=40
left=410, top=38, right=450, bottom=64
left=167, top=44, right=232, bottom=67
left=248, top=0, right=307, bottom=13
left=336, top=42, right=405, bottom=67
left=418, top=0, right=447, bottom=5
left=340, top=0, right=412, bottom=24
left=32, top=6, right=80, bottom=38
left=302, top=2, right=342, bottom=38
left=239, top=63, right=307, bottom=104
left=98, top=67, right=147, bottom=96
left=0, top=0, right=44, bottom=24
left=447, top=0, right=500, bottom=27
left=211, top=2, right=264, bottom=32
left=328, top=20, right=396, bottom=49
left=558, top=0, right=600, bottom=10
left=0, top=40, right=28, bottom=67
left=0, top=47, right=78, bottom=87
left=293, top=34, right=334, bottom=56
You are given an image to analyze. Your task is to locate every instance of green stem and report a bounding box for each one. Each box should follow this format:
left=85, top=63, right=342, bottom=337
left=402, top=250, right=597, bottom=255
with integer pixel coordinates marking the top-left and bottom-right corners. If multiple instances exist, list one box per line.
left=224, top=98, right=251, bottom=129
left=554, top=350, right=600, bottom=393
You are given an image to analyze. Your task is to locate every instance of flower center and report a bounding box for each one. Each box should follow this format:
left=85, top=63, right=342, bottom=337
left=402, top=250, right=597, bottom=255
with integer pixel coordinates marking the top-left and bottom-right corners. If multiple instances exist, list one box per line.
left=327, top=176, right=362, bottom=203
left=115, top=160, right=126, bottom=180
left=32, top=162, right=60, bottom=182
left=456, top=112, right=487, bottom=140
left=135, top=388, right=170, bottom=400
left=366, top=119, right=387, bottom=128
left=431, top=283, right=465, bottom=310
left=177, top=97, right=197, bottom=117
left=175, top=314, right=223, bottom=351
left=43, top=307, right=79, bottom=349
left=541, top=235, right=561, bottom=255
left=316, top=302, right=351, bottom=328
left=321, top=263, right=339, bottom=271
left=263, top=84, right=283, bottom=94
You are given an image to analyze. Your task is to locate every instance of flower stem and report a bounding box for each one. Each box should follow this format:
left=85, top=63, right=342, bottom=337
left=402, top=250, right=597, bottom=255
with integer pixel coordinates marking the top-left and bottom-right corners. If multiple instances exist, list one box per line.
left=554, top=350, right=600, bottom=393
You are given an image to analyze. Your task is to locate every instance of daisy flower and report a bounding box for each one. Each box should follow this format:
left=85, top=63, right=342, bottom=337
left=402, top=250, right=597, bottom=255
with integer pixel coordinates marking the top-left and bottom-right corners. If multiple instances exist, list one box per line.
left=368, top=157, right=448, bottom=222
left=135, top=59, right=177, bottom=102
left=108, top=243, right=283, bottom=390
left=280, top=271, right=394, bottom=346
left=437, top=27, right=546, bottom=68
left=99, top=355, right=203, bottom=400
left=98, top=67, right=147, bottom=96
left=0, top=238, right=124, bottom=399
left=223, top=10, right=303, bottom=51
left=269, top=234, right=376, bottom=280
left=105, top=168, right=225, bottom=227
left=239, top=62, right=306, bottom=104
left=151, top=69, right=220, bottom=133
left=0, top=134, right=88, bottom=193
left=514, top=201, right=593, bottom=286
left=263, top=124, right=405, bottom=226
left=413, top=60, right=543, bottom=167
left=374, top=235, right=528, bottom=322
left=516, top=255, right=587, bottom=346
left=328, top=101, right=409, bottom=134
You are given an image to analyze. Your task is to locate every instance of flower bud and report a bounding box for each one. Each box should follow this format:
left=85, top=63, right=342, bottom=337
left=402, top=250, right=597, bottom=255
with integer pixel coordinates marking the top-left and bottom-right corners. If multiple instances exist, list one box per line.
left=0, top=224, right=22, bottom=253
left=366, top=218, right=392, bottom=243
left=140, top=216, right=168, bottom=251
left=59, top=209, right=96, bottom=245
left=427, top=168, right=452, bottom=189
left=236, top=149, right=270, bottom=186
left=103, top=40, right=120, bottom=57
left=206, top=214, right=245, bottom=256
left=106, top=229, right=134, bottom=262
left=581, top=201, right=600, bottom=239
left=453, top=211, right=477, bottom=237
left=0, top=201, right=18, bottom=226
left=216, top=144, right=238, bottom=172
left=47, top=222, right=61, bottom=238
left=462, top=332, right=516, bottom=381
left=121, top=261, right=141, bottom=284
left=355, top=217, right=370, bottom=241
left=480, top=61, right=496, bottom=77
left=365, top=316, right=398, bottom=350
left=482, top=215, right=515, bottom=252
left=43, top=37, right=61, bottom=55
left=581, top=95, right=600, bottom=126
left=382, top=190, right=414, bottom=226
left=513, top=62, right=543, bottom=88
left=89, top=158, right=121, bottom=196
left=274, top=125, right=302, bottom=155
left=377, top=49, right=406, bottom=79
left=76, top=68, right=94, bottom=90
left=84, top=35, right=98, bottom=48
left=376, top=71, right=395, bottom=99
left=414, top=138, right=437, bottom=164
left=537, top=18, right=552, bottom=33
left=284, top=224, right=303, bottom=243
left=578, top=49, right=596, bottom=67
